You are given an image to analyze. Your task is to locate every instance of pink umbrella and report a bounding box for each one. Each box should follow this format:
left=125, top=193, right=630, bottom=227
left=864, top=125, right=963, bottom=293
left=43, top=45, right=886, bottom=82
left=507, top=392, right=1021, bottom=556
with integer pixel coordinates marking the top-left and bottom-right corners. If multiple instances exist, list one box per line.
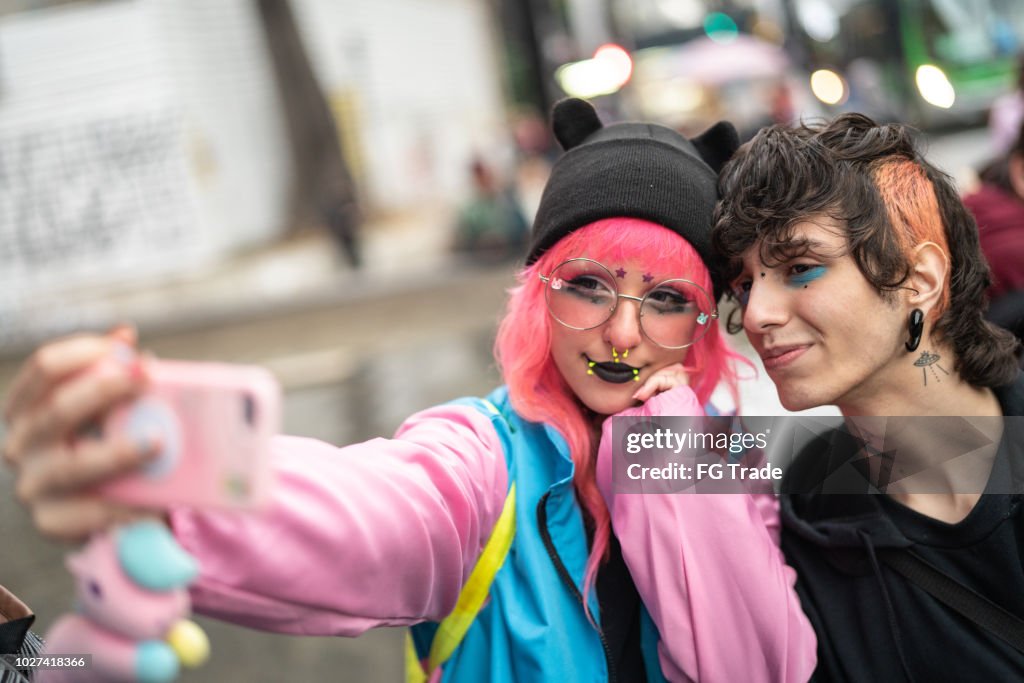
left=671, top=34, right=791, bottom=84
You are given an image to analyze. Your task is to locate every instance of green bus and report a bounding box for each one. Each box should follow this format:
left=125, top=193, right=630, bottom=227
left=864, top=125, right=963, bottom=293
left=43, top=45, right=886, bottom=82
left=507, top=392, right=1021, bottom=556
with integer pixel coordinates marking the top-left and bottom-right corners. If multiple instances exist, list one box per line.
left=781, top=0, right=1024, bottom=128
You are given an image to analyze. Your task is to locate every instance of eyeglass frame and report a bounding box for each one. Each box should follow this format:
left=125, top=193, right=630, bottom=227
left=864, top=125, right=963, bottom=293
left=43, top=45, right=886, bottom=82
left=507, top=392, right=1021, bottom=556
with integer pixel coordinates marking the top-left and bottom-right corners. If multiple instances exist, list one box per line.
left=537, top=257, right=719, bottom=350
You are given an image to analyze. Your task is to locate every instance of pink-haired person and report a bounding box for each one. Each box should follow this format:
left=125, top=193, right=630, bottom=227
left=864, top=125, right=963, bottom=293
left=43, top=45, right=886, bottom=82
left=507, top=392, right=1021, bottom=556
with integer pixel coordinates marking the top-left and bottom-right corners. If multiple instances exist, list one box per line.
left=2, top=99, right=815, bottom=682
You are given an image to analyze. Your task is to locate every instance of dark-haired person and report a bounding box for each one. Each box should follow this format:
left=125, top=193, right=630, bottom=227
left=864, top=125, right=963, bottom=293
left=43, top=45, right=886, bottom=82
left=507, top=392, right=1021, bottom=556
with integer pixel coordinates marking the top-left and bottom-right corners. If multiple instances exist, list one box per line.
left=713, top=113, right=1024, bottom=681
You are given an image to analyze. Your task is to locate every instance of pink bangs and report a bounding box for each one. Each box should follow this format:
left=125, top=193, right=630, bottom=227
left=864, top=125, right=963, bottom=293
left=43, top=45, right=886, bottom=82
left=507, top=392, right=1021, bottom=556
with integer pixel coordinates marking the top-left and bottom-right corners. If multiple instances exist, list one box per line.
left=494, top=217, right=746, bottom=605
left=521, top=217, right=741, bottom=408
left=545, top=217, right=714, bottom=291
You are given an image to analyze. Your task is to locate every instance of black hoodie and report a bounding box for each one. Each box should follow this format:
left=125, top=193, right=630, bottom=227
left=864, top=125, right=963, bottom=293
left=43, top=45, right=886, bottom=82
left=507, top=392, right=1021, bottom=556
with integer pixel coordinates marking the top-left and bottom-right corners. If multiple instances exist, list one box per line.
left=780, top=373, right=1024, bottom=682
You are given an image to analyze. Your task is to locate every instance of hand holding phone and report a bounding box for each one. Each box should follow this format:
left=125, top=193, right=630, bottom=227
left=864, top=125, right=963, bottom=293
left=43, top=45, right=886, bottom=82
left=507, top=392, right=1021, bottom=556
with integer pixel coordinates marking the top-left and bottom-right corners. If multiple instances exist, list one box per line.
left=88, top=358, right=281, bottom=510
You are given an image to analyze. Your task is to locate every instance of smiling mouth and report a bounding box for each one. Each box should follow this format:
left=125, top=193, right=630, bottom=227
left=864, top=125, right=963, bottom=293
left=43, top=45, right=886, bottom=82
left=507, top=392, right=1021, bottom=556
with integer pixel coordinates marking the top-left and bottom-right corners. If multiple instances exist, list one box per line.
left=760, top=345, right=811, bottom=370
left=586, top=356, right=641, bottom=384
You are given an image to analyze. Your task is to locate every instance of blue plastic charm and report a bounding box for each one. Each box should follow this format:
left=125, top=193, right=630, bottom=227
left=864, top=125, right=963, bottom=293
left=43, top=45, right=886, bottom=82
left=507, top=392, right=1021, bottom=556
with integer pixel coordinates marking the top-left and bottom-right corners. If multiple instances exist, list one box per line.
left=116, top=521, right=199, bottom=591
left=135, top=640, right=180, bottom=683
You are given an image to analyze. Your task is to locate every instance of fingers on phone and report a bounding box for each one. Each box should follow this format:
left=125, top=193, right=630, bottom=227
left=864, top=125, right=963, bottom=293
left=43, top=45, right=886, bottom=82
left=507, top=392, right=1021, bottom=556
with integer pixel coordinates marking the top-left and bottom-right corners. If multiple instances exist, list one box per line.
left=16, top=436, right=159, bottom=504
left=107, top=323, right=138, bottom=347
left=4, top=336, right=109, bottom=420
left=5, top=358, right=145, bottom=462
left=32, top=497, right=150, bottom=543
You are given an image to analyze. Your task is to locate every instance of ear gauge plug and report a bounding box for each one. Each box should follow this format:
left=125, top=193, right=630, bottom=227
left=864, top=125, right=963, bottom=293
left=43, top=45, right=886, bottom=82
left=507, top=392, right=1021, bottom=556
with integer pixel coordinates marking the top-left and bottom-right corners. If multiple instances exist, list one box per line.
left=905, top=308, right=925, bottom=352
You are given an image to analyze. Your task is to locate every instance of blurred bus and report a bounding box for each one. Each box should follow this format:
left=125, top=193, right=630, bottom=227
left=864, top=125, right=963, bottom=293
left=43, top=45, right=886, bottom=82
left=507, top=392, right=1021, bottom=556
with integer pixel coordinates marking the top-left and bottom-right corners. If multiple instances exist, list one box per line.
left=781, top=0, right=1024, bottom=128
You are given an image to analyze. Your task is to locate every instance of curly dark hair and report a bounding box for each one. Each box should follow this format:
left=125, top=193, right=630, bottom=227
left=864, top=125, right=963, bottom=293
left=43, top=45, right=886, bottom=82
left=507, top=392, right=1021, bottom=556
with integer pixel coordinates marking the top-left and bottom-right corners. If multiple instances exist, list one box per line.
left=713, top=113, right=1020, bottom=388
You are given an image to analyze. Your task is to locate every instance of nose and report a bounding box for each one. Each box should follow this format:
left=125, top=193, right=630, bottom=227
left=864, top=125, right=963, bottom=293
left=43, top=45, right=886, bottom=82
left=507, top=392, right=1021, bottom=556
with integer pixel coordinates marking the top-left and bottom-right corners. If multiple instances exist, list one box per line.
left=742, top=280, right=790, bottom=334
left=603, top=297, right=644, bottom=350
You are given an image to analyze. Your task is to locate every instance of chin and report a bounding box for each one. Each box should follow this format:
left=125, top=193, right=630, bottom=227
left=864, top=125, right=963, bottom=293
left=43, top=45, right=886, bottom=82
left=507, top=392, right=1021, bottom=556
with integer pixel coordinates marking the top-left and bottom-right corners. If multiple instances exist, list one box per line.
left=579, top=392, right=635, bottom=417
left=776, top=383, right=833, bottom=412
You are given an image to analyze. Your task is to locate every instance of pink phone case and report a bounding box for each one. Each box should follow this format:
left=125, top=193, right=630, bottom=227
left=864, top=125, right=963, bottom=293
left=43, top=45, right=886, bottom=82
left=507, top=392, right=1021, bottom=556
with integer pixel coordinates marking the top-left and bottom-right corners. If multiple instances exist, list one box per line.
left=95, top=359, right=280, bottom=510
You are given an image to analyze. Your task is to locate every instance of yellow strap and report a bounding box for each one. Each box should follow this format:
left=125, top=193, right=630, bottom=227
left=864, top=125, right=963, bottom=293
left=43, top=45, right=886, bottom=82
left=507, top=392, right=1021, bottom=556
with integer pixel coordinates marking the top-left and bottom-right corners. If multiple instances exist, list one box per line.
left=425, top=482, right=517, bottom=674
left=405, top=631, right=428, bottom=683
left=406, top=398, right=515, bottom=683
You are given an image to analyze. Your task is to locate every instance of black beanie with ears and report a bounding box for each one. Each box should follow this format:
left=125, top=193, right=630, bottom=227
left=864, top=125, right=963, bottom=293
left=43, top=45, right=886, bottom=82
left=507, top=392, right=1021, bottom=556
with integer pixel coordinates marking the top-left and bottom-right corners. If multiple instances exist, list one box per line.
left=526, top=98, right=739, bottom=300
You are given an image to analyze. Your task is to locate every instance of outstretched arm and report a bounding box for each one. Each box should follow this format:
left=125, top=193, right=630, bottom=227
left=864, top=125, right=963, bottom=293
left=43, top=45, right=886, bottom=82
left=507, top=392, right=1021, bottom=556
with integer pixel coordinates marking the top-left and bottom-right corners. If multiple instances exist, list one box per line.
left=170, top=403, right=508, bottom=637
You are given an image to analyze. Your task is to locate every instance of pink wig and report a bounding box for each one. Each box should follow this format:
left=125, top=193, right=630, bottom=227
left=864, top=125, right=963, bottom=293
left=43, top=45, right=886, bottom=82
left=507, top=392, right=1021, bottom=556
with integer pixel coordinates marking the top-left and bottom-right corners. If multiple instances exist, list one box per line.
left=494, top=217, right=747, bottom=597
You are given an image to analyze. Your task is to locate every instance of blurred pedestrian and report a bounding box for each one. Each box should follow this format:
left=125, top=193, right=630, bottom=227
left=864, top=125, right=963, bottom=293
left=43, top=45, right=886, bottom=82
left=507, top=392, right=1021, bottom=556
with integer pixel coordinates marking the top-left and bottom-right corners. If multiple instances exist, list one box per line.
left=450, top=157, right=529, bottom=262
left=964, top=119, right=1024, bottom=346
left=715, top=113, right=1023, bottom=681
left=989, top=53, right=1024, bottom=156
left=2, top=99, right=816, bottom=682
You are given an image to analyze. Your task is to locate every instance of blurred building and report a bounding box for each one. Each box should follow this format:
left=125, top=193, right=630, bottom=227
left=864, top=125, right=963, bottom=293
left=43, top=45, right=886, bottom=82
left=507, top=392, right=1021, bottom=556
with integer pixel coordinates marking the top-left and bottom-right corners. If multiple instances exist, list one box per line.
left=525, top=0, right=1024, bottom=134
left=0, top=0, right=509, bottom=348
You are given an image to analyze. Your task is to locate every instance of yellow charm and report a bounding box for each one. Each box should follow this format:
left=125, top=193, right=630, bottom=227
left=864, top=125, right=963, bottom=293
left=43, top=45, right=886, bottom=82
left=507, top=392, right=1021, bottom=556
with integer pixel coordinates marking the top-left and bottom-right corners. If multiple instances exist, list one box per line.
left=167, top=619, right=210, bottom=668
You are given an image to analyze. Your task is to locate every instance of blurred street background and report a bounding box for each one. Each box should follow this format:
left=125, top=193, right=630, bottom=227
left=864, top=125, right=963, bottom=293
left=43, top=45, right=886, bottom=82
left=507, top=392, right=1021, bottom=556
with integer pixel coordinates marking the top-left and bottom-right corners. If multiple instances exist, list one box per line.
left=1, top=0, right=1022, bottom=680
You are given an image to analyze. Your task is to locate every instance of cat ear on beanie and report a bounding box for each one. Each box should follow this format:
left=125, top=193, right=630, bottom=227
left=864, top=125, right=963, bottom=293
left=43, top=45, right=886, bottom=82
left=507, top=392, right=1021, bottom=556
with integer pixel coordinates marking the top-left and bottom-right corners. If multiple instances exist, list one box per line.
left=691, top=121, right=739, bottom=173
left=552, top=98, right=604, bottom=151
left=528, top=97, right=738, bottom=299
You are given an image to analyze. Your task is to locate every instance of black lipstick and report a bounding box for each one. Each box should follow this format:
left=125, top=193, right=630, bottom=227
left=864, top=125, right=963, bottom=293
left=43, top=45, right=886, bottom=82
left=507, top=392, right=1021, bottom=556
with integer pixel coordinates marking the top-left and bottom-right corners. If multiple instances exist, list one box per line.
left=586, top=356, right=640, bottom=384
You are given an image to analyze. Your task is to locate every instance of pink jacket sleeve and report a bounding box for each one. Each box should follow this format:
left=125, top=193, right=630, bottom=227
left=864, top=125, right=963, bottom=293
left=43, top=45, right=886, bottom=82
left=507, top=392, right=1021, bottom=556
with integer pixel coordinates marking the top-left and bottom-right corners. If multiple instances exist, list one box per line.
left=597, top=386, right=816, bottom=683
left=168, top=403, right=508, bottom=636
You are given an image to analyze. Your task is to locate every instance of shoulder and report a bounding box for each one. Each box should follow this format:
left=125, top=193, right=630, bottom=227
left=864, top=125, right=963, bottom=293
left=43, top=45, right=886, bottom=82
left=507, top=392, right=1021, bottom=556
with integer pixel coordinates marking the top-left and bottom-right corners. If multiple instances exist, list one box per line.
left=995, top=372, right=1024, bottom=416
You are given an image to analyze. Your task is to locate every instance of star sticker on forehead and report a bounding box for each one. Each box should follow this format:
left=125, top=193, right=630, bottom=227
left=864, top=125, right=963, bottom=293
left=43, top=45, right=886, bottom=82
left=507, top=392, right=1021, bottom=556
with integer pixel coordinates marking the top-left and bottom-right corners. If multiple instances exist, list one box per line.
left=615, top=267, right=627, bottom=279
left=642, top=272, right=654, bottom=283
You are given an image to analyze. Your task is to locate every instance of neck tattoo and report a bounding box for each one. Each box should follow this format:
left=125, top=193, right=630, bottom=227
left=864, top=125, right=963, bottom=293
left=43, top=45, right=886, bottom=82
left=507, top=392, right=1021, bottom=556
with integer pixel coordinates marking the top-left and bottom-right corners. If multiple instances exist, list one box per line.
left=913, top=350, right=949, bottom=386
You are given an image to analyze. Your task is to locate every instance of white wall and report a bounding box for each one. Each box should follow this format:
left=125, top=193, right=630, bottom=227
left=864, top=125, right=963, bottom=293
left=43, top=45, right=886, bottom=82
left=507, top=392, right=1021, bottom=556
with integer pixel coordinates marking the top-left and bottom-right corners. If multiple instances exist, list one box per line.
left=294, top=0, right=511, bottom=209
left=0, top=0, right=509, bottom=346
left=0, top=0, right=291, bottom=343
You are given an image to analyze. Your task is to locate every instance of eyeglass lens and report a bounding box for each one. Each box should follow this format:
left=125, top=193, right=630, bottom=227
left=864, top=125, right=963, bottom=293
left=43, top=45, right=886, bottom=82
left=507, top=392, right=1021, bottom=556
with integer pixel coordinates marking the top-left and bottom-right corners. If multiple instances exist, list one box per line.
left=544, top=259, right=714, bottom=349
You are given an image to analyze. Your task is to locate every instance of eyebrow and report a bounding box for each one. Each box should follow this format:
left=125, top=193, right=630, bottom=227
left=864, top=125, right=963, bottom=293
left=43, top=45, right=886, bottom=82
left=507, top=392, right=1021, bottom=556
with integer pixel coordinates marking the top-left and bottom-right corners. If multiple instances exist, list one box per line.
left=767, top=237, right=844, bottom=261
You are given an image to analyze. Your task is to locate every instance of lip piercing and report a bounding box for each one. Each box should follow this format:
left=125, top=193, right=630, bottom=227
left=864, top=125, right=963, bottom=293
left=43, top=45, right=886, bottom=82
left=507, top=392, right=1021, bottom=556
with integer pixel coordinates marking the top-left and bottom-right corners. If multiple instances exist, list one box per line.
left=588, top=360, right=595, bottom=375
left=633, top=368, right=639, bottom=382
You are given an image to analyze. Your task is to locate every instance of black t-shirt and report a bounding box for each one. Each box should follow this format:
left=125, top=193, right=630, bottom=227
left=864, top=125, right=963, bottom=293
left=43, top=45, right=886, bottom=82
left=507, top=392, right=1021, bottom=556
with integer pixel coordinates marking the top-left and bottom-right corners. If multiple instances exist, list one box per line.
left=781, top=374, right=1024, bottom=682
left=596, top=532, right=647, bottom=682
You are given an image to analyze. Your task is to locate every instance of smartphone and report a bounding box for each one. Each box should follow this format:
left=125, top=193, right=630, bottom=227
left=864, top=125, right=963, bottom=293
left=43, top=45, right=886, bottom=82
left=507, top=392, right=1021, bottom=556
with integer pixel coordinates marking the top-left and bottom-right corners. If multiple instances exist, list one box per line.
left=90, top=358, right=281, bottom=510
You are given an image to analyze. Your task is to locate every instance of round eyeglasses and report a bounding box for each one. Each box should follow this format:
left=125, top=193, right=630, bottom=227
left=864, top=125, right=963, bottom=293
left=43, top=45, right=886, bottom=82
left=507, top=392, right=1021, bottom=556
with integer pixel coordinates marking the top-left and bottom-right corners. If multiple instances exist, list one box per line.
left=538, top=258, right=718, bottom=350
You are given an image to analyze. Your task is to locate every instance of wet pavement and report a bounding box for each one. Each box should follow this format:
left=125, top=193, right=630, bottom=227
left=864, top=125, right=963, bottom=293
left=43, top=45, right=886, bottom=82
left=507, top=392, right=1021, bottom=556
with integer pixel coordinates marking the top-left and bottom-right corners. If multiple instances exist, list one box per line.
left=0, top=265, right=512, bottom=683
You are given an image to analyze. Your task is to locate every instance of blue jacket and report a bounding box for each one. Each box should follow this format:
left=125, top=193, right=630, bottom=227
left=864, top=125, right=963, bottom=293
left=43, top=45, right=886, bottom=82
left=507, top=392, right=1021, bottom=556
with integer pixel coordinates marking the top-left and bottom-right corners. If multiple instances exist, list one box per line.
left=410, top=386, right=667, bottom=682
